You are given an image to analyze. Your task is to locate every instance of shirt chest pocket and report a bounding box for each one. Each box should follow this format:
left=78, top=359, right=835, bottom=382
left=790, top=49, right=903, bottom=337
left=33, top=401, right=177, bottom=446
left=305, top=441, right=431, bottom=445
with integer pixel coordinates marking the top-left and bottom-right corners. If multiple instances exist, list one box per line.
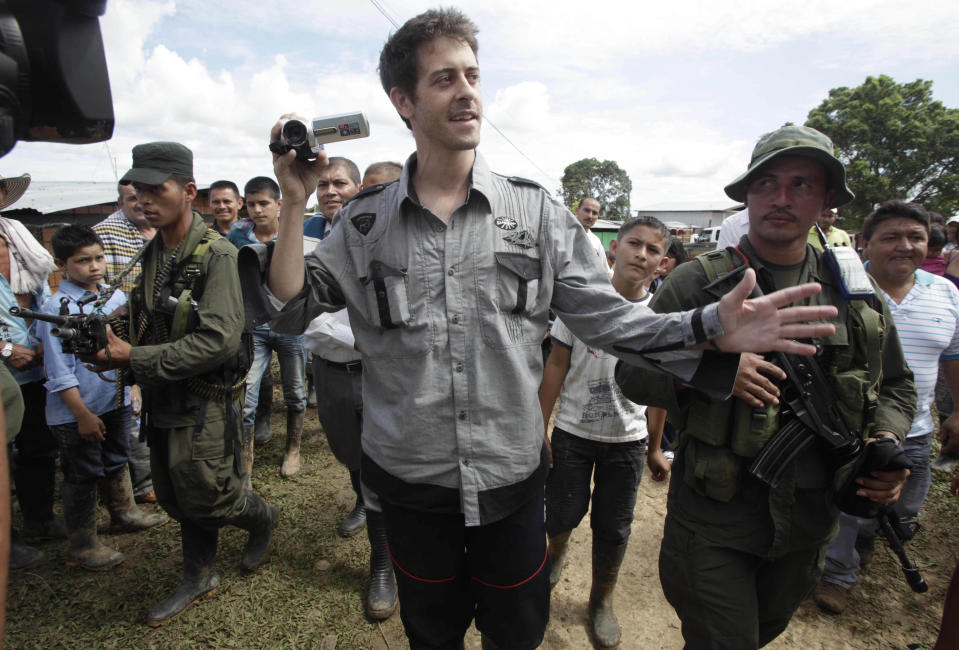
left=357, top=260, right=434, bottom=359
left=478, top=251, right=544, bottom=349
left=493, top=252, right=541, bottom=316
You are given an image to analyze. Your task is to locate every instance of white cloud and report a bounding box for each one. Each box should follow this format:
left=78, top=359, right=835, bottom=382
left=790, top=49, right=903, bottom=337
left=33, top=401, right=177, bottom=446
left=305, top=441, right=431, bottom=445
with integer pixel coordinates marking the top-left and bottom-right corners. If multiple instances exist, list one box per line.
left=4, top=0, right=958, bottom=216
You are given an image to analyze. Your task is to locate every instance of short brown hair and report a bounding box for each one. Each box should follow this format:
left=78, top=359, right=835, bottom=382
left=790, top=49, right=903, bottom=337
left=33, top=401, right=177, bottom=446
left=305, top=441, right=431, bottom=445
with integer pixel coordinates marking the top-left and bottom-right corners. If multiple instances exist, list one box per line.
left=378, top=8, right=479, bottom=129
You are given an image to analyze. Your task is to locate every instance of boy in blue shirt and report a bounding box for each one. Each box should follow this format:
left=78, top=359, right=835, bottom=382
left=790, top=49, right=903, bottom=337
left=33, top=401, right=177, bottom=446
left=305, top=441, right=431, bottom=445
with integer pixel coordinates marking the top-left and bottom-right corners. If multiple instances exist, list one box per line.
left=38, top=225, right=166, bottom=570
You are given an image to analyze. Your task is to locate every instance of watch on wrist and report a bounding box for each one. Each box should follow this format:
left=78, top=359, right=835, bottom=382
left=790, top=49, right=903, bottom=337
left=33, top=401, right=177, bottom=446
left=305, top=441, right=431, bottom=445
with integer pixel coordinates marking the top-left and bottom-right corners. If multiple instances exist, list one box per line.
left=1, top=342, right=13, bottom=360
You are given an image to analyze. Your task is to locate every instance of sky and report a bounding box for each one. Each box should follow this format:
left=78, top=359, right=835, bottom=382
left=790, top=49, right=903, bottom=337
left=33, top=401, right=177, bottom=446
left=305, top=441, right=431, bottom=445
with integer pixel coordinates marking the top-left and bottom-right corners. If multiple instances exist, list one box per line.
left=6, top=0, right=959, bottom=210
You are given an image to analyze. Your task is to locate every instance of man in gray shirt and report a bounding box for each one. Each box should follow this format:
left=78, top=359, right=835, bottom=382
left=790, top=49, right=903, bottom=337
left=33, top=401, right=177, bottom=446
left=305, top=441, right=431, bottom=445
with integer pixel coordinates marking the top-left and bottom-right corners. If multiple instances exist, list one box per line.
left=264, top=9, right=837, bottom=649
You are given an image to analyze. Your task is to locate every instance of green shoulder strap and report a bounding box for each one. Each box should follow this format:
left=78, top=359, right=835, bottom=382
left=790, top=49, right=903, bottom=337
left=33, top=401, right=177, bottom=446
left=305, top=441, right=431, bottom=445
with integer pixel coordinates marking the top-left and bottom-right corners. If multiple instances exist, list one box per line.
left=170, top=233, right=216, bottom=340
left=695, top=247, right=740, bottom=284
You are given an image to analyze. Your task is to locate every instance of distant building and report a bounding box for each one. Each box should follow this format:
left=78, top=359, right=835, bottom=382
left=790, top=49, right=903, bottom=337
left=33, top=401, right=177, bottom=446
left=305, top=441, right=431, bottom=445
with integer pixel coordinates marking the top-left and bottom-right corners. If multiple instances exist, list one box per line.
left=634, top=201, right=743, bottom=233
left=6, top=181, right=222, bottom=230
left=4, top=182, right=224, bottom=291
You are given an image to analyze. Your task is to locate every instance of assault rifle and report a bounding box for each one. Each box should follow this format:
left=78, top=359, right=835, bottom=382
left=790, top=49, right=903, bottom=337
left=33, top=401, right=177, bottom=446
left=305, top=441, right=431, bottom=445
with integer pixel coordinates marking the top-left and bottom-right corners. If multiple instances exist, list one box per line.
left=10, top=295, right=108, bottom=356
left=702, top=265, right=862, bottom=487
left=706, top=263, right=926, bottom=593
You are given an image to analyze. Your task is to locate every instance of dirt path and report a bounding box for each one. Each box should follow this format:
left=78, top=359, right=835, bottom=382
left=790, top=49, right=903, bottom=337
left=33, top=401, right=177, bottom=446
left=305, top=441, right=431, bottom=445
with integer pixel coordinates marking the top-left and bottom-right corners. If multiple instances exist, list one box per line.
left=529, top=471, right=955, bottom=650
left=7, top=405, right=956, bottom=649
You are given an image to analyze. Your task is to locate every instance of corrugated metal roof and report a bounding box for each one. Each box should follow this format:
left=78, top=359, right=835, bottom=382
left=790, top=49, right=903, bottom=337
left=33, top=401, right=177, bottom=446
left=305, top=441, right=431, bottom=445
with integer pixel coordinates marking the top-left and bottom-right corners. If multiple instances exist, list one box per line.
left=16, top=181, right=213, bottom=215
left=15, top=181, right=119, bottom=214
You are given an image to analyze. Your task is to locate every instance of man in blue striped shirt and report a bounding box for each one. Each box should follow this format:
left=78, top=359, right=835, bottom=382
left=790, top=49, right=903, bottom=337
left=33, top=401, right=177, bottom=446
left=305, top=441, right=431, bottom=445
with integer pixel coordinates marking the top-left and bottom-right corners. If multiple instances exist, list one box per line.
left=817, top=199, right=959, bottom=613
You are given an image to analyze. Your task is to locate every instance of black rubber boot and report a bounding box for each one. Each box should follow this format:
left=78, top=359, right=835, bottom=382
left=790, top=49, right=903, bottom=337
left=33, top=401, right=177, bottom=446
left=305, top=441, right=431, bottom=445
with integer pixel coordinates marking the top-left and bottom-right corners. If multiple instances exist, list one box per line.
left=22, top=516, right=66, bottom=542
left=100, top=468, right=168, bottom=532
left=254, top=373, right=273, bottom=446
left=365, top=510, right=397, bottom=619
left=480, top=635, right=502, bottom=649
left=13, top=450, right=56, bottom=524
left=280, top=410, right=304, bottom=478
left=548, top=530, right=572, bottom=590
left=62, top=481, right=124, bottom=571
left=146, top=522, right=220, bottom=627
left=589, top=540, right=627, bottom=648
left=9, top=528, right=45, bottom=570
left=16, top=452, right=64, bottom=542
left=338, top=470, right=367, bottom=537
left=228, top=491, right=279, bottom=572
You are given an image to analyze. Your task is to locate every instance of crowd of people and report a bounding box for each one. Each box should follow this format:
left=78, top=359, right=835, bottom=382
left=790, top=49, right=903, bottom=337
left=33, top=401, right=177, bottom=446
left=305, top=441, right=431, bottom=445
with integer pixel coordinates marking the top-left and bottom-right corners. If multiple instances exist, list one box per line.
left=1, top=6, right=958, bottom=649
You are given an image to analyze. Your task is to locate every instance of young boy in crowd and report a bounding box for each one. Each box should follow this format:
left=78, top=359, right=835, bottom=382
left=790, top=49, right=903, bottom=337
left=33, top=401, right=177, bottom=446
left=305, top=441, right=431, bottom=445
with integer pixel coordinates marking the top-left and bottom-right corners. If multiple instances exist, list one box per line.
left=539, top=216, right=672, bottom=647
left=38, top=225, right=166, bottom=570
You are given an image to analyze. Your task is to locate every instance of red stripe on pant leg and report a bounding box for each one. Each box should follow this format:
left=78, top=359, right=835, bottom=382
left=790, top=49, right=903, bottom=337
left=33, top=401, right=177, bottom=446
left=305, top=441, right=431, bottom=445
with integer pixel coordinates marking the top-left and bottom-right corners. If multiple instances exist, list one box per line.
left=387, top=539, right=457, bottom=584
left=470, top=543, right=548, bottom=589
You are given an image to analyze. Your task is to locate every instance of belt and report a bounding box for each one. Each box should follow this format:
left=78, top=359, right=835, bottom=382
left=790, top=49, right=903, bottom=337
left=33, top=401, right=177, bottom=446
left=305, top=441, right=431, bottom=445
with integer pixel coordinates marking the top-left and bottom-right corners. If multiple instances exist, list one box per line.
left=322, top=358, right=362, bottom=374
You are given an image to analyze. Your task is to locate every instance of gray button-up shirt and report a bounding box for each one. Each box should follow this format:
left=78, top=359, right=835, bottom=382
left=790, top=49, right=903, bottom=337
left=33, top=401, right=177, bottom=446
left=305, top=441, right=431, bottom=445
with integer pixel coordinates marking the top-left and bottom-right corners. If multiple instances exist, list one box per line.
left=273, top=152, right=728, bottom=525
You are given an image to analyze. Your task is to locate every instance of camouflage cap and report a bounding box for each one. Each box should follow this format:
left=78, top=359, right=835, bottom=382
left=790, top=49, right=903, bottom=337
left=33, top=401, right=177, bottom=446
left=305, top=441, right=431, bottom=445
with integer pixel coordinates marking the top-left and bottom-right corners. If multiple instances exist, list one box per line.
left=119, top=141, right=194, bottom=186
left=724, top=125, right=854, bottom=208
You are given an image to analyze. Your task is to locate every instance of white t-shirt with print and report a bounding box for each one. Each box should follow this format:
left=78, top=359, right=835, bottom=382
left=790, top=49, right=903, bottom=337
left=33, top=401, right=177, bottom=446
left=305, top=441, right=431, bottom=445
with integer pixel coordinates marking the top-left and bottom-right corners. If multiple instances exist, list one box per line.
left=550, top=301, right=649, bottom=443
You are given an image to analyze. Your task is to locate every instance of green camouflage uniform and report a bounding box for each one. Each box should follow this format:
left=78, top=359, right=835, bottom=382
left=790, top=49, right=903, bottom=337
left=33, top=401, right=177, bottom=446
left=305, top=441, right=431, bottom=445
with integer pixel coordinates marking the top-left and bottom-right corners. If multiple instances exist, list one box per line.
left=617, top=236, right=915, bottom=649
left=129, top=213, right=246, bottom=526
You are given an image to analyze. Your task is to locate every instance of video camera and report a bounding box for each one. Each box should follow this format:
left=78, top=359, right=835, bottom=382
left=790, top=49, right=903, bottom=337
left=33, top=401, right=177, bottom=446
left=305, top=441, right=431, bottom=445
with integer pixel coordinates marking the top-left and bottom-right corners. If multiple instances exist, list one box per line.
left=9, top=302, right=107, bottom=356
left=271, top=112, right=370, bottom=162
left=0, top=0, right=113, bottom=158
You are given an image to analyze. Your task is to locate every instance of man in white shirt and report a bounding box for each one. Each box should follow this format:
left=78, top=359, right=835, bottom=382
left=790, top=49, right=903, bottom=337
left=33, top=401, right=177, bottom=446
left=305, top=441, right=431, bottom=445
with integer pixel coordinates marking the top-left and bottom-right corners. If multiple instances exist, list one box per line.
left=576, top=197, right=610, bottom=275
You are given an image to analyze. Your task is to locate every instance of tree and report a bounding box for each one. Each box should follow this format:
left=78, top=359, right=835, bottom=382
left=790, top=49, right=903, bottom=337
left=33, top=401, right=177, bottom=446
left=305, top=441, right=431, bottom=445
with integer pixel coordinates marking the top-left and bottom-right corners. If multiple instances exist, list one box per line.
left=806, top=75, right=959, bottom=226
left=560, top=158, right=632, bottom=221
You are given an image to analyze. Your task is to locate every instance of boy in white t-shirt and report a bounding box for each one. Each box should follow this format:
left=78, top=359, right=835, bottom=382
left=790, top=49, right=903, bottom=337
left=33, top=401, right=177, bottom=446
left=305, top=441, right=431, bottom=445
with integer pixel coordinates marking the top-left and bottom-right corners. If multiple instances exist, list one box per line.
left=539, top=216, right=671, bottom=647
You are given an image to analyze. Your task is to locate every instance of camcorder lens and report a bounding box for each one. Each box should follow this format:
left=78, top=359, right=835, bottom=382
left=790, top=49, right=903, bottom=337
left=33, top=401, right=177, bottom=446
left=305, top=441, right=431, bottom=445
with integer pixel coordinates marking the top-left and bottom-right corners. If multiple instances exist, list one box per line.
left=282, top=120, right=309, bottom=147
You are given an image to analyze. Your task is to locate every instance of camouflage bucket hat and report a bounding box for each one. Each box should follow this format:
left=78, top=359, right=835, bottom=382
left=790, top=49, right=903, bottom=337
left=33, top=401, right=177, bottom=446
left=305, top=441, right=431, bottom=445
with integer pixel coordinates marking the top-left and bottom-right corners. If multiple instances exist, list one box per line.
left=724, top=125, right=854, bottom=208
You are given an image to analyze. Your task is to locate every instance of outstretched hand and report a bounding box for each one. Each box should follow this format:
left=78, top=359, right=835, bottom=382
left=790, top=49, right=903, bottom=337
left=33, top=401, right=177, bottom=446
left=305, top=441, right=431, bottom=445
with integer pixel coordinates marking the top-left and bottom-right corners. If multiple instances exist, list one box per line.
left=270, top=114, right=329, bottom=205
left=714, top=268, right=837, bottom=356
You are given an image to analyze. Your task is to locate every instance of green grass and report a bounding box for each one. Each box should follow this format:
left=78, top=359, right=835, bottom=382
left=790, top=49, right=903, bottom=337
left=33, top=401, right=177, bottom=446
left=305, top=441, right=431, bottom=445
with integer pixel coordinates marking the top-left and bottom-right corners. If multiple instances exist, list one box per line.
left=6, top=409, right=408, bottom=649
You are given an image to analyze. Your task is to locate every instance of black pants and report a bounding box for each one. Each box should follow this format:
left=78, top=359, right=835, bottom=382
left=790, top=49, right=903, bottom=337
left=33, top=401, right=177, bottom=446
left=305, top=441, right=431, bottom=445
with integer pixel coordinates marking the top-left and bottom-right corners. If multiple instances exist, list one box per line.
left=11, top=381, right=57, bottom=522
left=545, top=427, right=646, bottom=546
left=381, top=486, right=549, bottom=650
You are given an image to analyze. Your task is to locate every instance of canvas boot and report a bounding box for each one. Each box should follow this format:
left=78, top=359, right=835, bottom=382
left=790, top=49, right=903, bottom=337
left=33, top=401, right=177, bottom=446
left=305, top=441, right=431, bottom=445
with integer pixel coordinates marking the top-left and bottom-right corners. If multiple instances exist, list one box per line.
left=62, top=481, right=124, bottom=571
left=9, top=528, right=46, bottom=570
left=338, top=470, right=367, bottom=537
left=365, top=510, right=397, bottom=619
left=228, top=491, right=279, bottom=571
left=589, top=540, right=627, bottom=648
left=242, top=424, right=255, bottom=490
left=100, top=468, right=168, bottom=532
left=548, top=530, right=572, bottom=590
left=280, top=409, right=304, bottom=477
left=146, top=522, right=220, bottom=627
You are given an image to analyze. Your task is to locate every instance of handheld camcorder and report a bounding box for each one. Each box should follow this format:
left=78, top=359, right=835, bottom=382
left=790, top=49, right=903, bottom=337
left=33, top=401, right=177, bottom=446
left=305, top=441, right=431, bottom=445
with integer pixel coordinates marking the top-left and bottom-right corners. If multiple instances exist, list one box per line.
left=271, top=112, right=370, bottom=162
left=10, top=303, right=107, bottom=356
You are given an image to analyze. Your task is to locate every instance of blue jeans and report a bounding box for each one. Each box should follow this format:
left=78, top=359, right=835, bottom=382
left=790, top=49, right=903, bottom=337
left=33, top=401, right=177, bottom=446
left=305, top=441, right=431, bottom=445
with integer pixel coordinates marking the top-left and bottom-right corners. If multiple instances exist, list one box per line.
left=242, top=329, right=307, bottom=426
left=822, top=433, right=933, bottom=588
left=49, top=407, right=132, bottom=484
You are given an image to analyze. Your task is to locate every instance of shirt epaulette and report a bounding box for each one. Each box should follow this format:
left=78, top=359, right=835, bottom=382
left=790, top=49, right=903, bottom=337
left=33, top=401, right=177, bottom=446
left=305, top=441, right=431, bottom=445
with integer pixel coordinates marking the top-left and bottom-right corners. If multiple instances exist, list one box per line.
left=504, top=176, right=549, bottom=194
left=342, top=180, right=395, bottom=209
